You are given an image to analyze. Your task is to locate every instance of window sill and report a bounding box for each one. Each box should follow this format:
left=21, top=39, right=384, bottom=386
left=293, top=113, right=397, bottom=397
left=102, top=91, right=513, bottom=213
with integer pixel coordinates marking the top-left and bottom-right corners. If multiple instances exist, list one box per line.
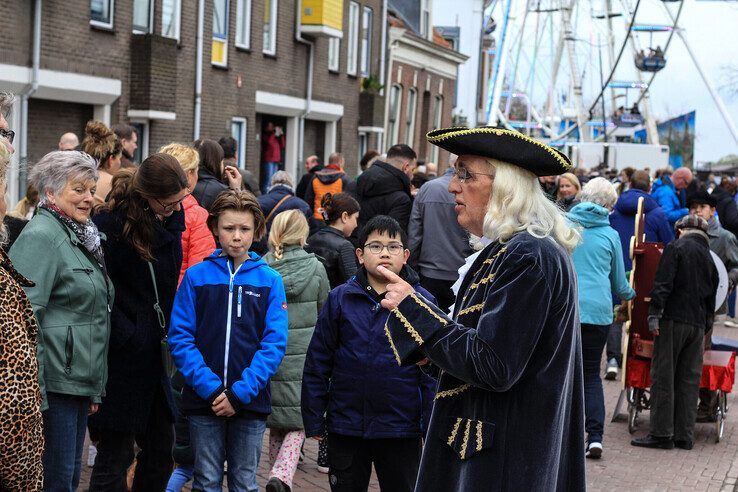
left=328, top=68, right=340, bottom=74
left=90, top=22, right=115, bottom=33
left=263, top=52, right=278, bottom=60
left=236, top=45, right=252, bottom=53
left=211, top=63, right=230, bottom=71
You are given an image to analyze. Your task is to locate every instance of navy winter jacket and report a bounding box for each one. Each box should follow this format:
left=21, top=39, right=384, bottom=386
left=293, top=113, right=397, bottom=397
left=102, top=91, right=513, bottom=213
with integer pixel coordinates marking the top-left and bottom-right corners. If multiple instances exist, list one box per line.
left=169, top=250, right=288, bottom=417
left=610, top=189, right=674, bottom=271
left=301, top=267, right=437, bottom=439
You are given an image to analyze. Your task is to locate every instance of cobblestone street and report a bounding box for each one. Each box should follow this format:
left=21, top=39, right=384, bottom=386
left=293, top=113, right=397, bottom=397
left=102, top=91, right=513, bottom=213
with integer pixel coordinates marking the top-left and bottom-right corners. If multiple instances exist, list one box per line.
left=78, top=323, right=738, bottom=491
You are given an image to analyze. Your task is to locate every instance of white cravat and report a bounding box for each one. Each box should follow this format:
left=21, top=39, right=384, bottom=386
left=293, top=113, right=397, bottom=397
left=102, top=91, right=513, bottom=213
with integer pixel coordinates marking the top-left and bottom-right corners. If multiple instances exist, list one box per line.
left=448, top=237, right=493, bottom=316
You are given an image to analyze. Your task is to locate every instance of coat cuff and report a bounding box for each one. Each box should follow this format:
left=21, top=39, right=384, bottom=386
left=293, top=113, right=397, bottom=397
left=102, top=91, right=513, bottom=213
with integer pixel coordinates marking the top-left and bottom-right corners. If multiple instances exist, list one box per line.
left=385, top=292, right=450, bottom=366
left=225, top=388, right=246, bottom=411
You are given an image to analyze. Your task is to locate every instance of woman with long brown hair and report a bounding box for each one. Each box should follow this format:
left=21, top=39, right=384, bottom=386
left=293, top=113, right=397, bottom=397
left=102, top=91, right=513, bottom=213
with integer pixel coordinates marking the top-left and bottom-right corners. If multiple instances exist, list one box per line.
left=88, top=153, right=189, bottom=491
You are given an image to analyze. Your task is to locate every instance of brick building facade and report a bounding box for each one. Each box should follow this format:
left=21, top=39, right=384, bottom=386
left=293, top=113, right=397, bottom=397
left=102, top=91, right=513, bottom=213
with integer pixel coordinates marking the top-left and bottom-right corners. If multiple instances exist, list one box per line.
left=1, top=0, right=465, bottom=202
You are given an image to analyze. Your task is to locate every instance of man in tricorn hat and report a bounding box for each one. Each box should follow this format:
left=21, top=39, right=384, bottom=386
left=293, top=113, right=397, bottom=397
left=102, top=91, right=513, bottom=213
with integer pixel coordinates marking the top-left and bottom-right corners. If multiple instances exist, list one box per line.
left=377, top=127, right=586, bottom=491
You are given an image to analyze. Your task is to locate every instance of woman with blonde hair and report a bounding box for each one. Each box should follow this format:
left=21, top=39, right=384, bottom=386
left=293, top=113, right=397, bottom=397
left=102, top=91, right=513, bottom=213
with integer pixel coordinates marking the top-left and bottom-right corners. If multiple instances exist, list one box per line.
left=159, top=143, right=215, bottom=284
left=263, top=210, right=329, bottom=492
left=556, top=171, right=581, bottom=212
left=82, top=120, right=123, bottom=205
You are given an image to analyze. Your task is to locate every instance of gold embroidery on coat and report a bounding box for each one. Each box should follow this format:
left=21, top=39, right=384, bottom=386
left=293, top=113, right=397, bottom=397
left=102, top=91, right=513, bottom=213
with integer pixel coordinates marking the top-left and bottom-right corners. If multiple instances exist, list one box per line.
left=476, top=421, right=483, bottom=452
left=458, top=303, right=485, bottom=317
left=393, top=309, right=424, bottom=345
left=410, top=293, right=448, bottom=326
left=460, top=419, right=471, bottom=459
left=383, top=322, right=401, bottom=365
left=447, top=417, right=462, bottom=446
left=435, top=384, right=471, bottom=400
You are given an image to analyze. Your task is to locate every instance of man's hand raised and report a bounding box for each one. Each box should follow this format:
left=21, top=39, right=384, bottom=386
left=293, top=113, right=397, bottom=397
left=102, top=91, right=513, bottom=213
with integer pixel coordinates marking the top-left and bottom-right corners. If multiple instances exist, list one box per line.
left=377, top=265, right=414, bottom=311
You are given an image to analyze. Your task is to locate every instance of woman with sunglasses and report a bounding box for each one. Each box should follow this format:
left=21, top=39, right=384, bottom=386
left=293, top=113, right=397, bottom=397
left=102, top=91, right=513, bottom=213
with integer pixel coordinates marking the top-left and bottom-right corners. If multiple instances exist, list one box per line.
left=87, top=153, right=189, bottom=491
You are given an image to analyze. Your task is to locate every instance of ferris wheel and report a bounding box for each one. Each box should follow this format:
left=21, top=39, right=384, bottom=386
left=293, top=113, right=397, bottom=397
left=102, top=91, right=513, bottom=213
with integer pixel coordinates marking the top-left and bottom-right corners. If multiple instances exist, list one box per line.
left=483, top=0, right=690, bottom=144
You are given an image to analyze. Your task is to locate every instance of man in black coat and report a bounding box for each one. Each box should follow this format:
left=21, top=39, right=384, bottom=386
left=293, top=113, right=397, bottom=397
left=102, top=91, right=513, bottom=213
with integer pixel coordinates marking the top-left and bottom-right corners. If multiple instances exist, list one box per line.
left=356, top=144, right=416, bottom=233
left=378, top=127, right=586, bottom=491
left=632, top=215, right=719, bottom=450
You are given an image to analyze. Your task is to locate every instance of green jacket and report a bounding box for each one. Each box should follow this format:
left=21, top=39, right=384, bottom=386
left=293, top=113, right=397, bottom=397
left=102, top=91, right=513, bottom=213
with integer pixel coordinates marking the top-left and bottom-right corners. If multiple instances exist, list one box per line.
left=9, top=208, right=114, bottom=410
left=264, top=245, right=329, bottom=429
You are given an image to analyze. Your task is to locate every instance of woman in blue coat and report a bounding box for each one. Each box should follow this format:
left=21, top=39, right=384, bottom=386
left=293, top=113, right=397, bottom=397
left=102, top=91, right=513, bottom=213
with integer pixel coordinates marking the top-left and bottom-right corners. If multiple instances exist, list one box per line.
left=568, top=177, right=635, bottom=459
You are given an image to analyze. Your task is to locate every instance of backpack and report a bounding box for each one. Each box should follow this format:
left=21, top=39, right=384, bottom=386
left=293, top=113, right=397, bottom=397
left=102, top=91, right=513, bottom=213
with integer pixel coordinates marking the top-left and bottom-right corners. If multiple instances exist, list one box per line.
left=311, top=173, right=344, bottom=220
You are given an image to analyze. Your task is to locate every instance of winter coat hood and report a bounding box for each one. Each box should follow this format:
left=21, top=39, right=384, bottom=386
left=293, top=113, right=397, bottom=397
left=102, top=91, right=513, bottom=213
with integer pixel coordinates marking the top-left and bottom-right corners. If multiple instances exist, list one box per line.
left=314, top=168, right=346, bottom=185
left=203, top=249, right=268, bottom=274
left=356, top=161, right=411, bottom=198
left=614, top=189, right=660, bottom=216
left=568, top=202, right=611, bottom=229
left=264, top=246, right=322, bottom=298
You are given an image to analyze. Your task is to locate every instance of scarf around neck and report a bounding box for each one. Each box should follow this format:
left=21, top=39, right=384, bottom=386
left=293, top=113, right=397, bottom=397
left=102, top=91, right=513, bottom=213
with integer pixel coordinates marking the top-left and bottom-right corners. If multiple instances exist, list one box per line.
left=40, top=202, right=105, bottom=266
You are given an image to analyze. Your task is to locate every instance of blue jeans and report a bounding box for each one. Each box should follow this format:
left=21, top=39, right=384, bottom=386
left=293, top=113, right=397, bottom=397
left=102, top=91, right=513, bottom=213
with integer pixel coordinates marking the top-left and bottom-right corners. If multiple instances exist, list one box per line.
left=581, top=324, right=609, bottom=444
left=166, top=464, right=194, bottom=492
left=42, top=392, right=90, bottom=491
left=261, top=161, right=280, bottom=193
left=189, top=415, right=266, bottom=492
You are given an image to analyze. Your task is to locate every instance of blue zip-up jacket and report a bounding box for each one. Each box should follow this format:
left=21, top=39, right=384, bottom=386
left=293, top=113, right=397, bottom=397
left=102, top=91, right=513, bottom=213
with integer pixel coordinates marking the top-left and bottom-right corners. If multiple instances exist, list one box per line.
left=651, top=176, right=688, bottom=227
left=610, top=189, right=674, bottom=271
left=568, top=202, right=635, bottom=325
left=169, top=250, right=288, bottom=417
left=301, top=267, right=437, bottom=439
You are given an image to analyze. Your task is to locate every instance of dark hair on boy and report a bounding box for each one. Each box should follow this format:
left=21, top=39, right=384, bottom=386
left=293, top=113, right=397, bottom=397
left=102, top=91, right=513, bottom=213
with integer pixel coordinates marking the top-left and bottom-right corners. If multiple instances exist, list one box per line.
left=321, top=192, right=360, bottom=224
left=358, top=215, right=407, bottom=249
left=218, top=136, right=237, bottom=159
left=207, top=189, right=266, bottom=240
left=386, top=144, right=417, bottom=161
left=198, top=139, right=225, bottom=182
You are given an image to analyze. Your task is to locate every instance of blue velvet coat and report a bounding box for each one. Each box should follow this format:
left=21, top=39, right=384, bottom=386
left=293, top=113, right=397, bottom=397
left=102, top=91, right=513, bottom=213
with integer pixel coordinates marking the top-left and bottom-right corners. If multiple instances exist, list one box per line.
left=385, top=232, right=586, bottom=491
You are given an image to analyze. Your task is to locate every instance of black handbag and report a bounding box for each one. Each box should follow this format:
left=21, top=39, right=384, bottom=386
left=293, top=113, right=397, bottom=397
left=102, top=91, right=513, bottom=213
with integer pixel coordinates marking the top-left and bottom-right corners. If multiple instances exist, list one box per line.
left=147, top=262, right=177, bottom=378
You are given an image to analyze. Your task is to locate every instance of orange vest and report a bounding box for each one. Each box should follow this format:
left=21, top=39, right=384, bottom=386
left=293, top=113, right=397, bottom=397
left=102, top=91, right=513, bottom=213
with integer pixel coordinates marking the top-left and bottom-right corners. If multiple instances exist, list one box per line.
left=312, top=174, right=344, bottom=219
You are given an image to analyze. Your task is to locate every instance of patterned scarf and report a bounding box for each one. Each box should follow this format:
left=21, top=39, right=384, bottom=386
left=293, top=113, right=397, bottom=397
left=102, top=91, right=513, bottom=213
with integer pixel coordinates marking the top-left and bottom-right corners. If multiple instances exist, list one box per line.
left=39, top=202, right=106, bottom=267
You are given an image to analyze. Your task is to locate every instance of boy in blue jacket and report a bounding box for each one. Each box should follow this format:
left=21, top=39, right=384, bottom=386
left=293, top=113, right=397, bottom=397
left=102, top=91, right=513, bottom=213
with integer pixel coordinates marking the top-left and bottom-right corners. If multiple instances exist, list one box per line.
left=169, top=190, right=288, bottom=492
left=302, top=215, right=437, bottom=492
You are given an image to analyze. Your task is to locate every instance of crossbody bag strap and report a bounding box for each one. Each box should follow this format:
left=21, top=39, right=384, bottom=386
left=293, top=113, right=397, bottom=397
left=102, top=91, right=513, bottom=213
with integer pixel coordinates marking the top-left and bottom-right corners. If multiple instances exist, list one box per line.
left=265, top=194, right=292, bottom=223
left=147, top=261, right=167, bottom=337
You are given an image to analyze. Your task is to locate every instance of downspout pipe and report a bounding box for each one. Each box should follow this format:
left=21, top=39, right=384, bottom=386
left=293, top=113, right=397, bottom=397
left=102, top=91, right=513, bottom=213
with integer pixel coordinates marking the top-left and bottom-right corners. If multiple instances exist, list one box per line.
left=295, top=0, right=314, bottom=172
left=193, top=0, right=205, bottom=140
left=379, top=0, right=388, bottom=96
left=19, top=0, right=41, bottom=201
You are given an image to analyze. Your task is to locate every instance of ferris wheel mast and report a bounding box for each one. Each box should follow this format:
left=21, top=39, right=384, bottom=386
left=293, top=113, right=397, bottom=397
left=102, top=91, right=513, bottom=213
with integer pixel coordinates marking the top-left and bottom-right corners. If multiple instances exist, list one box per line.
left=562, top=0, right=590, bottom=141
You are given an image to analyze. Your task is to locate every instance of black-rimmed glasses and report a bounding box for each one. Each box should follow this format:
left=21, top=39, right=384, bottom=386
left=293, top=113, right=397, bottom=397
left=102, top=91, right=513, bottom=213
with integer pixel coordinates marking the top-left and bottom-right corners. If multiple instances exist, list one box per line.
left=363, top=242, right=404, bottom=256
left=453, top=166, right=495, bottom=183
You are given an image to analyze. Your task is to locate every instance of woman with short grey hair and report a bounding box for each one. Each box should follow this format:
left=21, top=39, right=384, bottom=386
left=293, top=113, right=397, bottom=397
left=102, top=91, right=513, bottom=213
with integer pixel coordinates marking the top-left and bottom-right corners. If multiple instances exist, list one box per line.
left=10, top=150, right=114, bottom=491
left=567, top=175, right=634, bottom=459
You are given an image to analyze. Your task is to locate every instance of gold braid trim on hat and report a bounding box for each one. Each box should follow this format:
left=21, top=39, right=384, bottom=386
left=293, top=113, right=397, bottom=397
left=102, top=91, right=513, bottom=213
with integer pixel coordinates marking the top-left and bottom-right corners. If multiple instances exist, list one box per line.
left=383, top=322, right=402, bottom=365
left=427, top=127, right=572, bottom=171
left=448, top=417, right=463, bottom=446
left=392, top=309, right=424, bottom=345
left=410, top=293, right=448, bottom=326
left=435, top=384, right=471, bottom=400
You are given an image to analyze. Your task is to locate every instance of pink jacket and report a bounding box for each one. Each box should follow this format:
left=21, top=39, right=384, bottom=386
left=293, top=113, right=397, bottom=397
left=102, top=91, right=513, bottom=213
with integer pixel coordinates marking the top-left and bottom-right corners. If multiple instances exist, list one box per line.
left=179, top=194, right=216, bottom=285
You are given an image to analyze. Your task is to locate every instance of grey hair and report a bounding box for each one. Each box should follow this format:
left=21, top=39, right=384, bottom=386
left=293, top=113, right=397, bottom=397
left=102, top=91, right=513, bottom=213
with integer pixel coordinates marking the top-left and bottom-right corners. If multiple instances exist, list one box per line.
left=269, top=170, right=294, bottom=191
left=580, top=177, right=618, bottom=209
left=0, top=92, right=14, bottom=118
left=30, top=151, right=99, bottom=200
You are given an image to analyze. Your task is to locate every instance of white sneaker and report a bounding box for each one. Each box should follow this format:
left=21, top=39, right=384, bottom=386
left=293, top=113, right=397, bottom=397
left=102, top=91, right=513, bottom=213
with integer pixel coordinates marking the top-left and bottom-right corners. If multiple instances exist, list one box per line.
left=586, top=442, right=602, bottom=459
left=725, top=318, right=738, bottom=328
left=605, top=358, right=618, bottom=380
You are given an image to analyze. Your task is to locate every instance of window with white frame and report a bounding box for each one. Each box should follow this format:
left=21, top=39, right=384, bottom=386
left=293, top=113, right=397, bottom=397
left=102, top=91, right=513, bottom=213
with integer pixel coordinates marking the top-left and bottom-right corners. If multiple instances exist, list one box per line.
left=347, top=2, right=360, bottom=76
left=420, top=0, right=431, bottom=38
left=132, top=0, right=152, bottom=33
left=387, top=85, right=402, bottom=145
left=358, top=132, right=368, bottom=167
left=129, top=122, right=149, bottom=164
left=236, top=0, right=252, bottom=49
left=360, top=7, right=373, bottom=77
left=91, top=0, right=114, bottom=29
left=212, top=0, right=229, bottom=66
left=231, top=118, right=248, bottom=169
left=431, top=96, right=443, bottom=162
left=161, top=0, right=181, bottom=40
left=328, top=37, right=340, bottom=72
left=263, top=0, right=278, bottom=55
left=405, top=88, right=417, bottom=146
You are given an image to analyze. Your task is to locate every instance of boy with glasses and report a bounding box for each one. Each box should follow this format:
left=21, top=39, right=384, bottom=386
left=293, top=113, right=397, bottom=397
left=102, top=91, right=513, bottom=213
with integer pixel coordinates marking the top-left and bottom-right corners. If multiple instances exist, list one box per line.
left=302, top=215, right=437, bottom=492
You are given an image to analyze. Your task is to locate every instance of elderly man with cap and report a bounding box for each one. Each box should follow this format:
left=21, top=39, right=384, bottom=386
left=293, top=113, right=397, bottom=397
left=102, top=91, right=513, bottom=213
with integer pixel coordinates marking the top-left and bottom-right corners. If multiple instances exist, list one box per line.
left=378, top=127, right=586, bottom=491
left=688, top=191, right=738, bottom=421
left=632, top=214, right=719, bottom=450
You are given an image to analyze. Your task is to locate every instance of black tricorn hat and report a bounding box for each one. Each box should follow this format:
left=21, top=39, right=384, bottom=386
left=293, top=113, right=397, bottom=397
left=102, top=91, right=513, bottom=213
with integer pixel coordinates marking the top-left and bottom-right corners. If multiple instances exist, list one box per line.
left=426, top=126, right=573, bottom=176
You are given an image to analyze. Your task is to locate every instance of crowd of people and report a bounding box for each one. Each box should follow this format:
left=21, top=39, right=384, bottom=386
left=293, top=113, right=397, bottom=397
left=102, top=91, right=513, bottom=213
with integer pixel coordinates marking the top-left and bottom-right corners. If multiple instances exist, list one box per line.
left=0, top=87, right=734, bottom=492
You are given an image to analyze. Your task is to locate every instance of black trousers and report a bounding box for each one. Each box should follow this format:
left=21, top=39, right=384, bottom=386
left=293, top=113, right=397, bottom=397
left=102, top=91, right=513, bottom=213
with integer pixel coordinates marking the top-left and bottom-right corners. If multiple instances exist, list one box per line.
left=327, top=433, right=422, bottom=492
left=419, top=275, right=455, bottom=313
left=89, top=388, right=174, bottom=491
left=649, top=320, right=704, bottom=442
